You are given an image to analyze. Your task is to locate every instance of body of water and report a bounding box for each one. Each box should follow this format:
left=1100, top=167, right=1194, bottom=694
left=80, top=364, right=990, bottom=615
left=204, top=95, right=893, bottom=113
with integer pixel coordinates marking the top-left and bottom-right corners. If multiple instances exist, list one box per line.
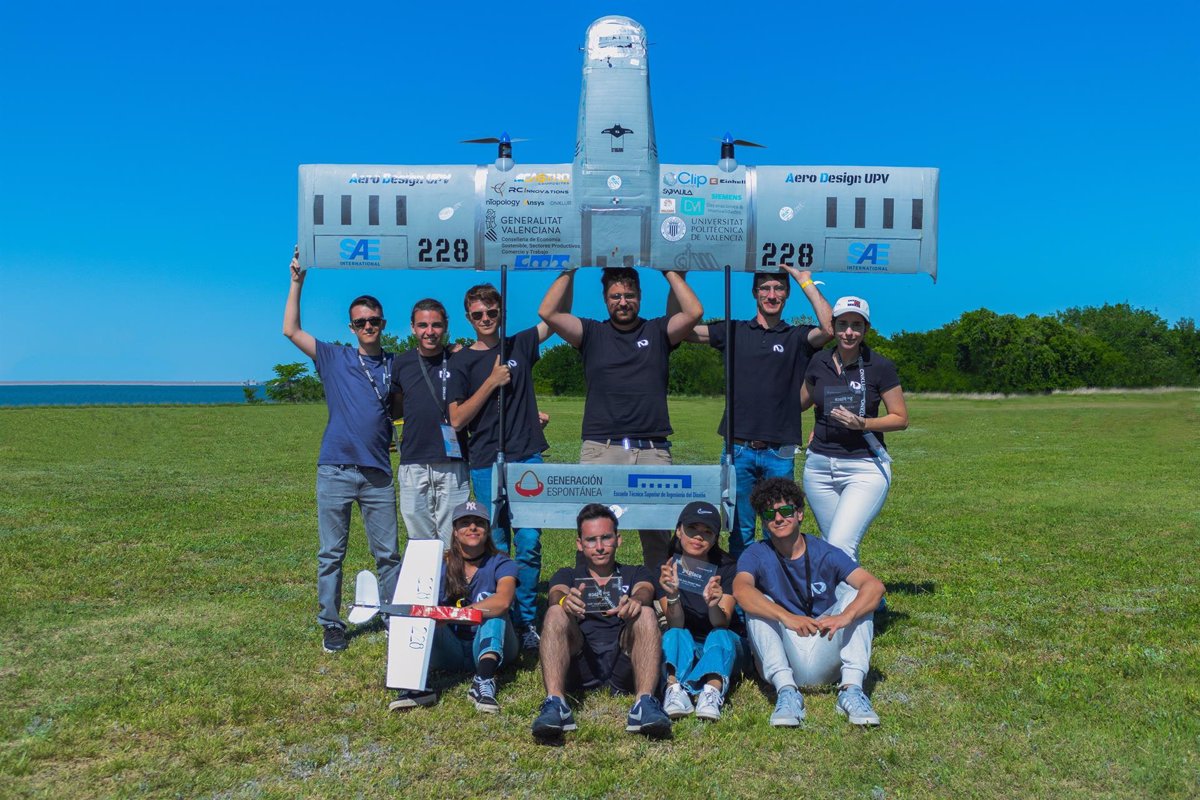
left=0, top=384, right=267, bottom=406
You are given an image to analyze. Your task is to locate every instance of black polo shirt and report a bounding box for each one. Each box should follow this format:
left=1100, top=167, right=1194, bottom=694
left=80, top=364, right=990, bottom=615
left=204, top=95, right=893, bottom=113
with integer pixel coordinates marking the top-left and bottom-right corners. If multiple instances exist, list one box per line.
left=391, top=348, right=469, bottom=465
left=578, top=316, right=673, bottom=440
left=548, top=562, right=654, bottom=647
left=447, top=326, right=549, bottom=469
left=708, top=319, right=819, bottom=443
left=804, top=345, right=901, bottom=458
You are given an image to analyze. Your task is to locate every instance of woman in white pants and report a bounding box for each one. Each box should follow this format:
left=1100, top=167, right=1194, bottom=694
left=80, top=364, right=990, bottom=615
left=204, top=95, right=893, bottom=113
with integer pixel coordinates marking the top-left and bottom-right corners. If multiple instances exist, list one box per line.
left=800, top=297, right=908, bottom=562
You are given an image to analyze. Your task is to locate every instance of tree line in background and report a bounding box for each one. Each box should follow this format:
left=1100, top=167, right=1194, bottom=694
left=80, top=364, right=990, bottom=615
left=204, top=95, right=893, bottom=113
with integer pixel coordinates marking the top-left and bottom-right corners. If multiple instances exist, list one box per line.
left=263, top=303, right=1200, bottom=402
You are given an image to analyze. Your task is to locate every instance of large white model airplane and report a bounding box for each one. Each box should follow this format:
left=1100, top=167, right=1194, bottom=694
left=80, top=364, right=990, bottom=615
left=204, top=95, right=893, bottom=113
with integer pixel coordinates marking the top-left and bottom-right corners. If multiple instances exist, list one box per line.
left=298, top=16, right=939, bottom=280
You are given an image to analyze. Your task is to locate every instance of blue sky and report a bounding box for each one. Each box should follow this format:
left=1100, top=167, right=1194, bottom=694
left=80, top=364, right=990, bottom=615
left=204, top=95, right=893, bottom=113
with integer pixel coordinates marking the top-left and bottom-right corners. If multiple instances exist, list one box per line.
left=1, top=1, right=1196, bottom=381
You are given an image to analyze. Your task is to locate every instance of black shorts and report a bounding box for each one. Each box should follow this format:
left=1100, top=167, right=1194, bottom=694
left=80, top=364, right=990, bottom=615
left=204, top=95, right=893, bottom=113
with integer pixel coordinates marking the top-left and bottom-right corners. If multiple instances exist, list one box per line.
left=567, top=625, right=636, bottom=694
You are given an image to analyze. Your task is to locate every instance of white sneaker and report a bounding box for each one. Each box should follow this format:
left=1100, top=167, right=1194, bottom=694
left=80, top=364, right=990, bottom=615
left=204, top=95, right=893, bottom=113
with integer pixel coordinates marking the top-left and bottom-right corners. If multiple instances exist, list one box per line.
left=662, top=682, right=694, bottom=718
left=694, top=684, right=723, bottom=721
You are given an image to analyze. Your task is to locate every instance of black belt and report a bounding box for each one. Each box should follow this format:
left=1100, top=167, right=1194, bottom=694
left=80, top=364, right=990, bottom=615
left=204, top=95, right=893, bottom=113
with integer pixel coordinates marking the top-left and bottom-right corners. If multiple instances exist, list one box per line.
left=598, top=437, right=670, bottom=450
left=734, top=438, right=784, bottom=450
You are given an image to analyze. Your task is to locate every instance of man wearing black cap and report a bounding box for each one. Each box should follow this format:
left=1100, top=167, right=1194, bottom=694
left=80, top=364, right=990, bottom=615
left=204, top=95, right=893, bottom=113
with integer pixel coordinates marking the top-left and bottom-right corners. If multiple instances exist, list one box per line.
left=676, top=264, right=832, bottom=559
left=531, top=503, right=671, bottom=741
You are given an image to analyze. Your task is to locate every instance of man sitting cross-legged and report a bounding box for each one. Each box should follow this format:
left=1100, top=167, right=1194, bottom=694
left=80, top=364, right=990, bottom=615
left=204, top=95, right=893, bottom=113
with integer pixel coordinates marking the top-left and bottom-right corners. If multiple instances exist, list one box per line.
left=531, top=503, right=671, bottom=741
left=733, top=477, right=886, bottom=727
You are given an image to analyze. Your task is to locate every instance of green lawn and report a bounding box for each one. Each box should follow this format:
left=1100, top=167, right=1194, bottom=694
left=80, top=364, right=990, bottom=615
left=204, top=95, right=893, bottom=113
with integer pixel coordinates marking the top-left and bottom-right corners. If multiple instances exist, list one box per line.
left=1, top=392, right=1198, bottom=798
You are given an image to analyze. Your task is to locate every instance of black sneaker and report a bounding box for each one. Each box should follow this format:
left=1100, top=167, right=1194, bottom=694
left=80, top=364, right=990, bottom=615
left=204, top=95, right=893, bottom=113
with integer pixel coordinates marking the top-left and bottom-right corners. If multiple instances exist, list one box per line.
left=469, top=676, right=500, bottom=713
left=387, top=689, right=439, bottom=711
left=322, top=625, right=348, bottom=653
left=518, top=625, right=541, bottom=651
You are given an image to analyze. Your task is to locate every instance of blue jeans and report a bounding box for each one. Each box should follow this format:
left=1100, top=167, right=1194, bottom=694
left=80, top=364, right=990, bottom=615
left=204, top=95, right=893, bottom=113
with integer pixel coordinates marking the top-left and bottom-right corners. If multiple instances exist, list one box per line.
left=727, top=444, right=797, bottom=560
left=802, top=451, right=892, bottom=562
left=470, top=453, right=543, bottom=629
left=315, top=464, right=402, bottom=630
left=429, top=616, right=518, bottom=672
left=661, top=627, right=743, bottom=697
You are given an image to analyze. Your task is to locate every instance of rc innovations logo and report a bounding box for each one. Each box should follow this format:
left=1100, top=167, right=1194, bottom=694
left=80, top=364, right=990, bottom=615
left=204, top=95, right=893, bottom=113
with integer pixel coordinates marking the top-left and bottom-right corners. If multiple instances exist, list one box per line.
left=514, top=470, right=545, bottom=497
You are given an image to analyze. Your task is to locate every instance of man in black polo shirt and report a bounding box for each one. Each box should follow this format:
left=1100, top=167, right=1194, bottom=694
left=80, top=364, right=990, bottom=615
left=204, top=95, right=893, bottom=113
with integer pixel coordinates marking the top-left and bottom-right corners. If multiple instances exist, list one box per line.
left=681, top=265, right=832, bottom=559
left=447, top=283, right=561, bottom=650
left=539, top=267, right=703, bottom=568
left=531, top=503, right=671, bottom=741
left=392, top=298, right=470, bottom=545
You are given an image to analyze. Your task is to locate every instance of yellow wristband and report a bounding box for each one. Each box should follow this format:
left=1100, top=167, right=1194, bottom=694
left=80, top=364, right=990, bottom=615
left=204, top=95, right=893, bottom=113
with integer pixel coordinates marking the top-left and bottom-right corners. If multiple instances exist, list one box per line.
left=558, top=596, right=566, bottom=607
left=799, top=279, right=814, bottom=289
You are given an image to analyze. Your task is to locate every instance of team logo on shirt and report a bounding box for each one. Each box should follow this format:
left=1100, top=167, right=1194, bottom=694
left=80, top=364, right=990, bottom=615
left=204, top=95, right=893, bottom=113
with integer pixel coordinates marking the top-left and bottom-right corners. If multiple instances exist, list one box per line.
left=849, top=380, right=862, bottom=391
left=473, top=590, right=494, bottom=603
left=772, top=344, right=784, bottom=353
left=811, top=582, right=827, bottom=594
left=636, top=339, right=649, bottom=348
left=438, top=368, right=451, bottom=380
left=507, top=359, right=518, bottom=368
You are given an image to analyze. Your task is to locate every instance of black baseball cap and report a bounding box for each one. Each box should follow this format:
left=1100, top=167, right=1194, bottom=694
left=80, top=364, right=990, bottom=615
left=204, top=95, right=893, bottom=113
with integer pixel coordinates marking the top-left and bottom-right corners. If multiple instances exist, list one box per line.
left=676, top=501, right=721, bottom=533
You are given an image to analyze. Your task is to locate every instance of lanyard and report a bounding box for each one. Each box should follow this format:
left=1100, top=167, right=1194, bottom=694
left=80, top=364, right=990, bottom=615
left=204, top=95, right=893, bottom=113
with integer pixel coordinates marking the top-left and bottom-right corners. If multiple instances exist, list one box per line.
left=773, top=537, right=814, bottom=617
left=358, top=352, right=393, bottom=419
left=417, top=351, right=450, bottom=424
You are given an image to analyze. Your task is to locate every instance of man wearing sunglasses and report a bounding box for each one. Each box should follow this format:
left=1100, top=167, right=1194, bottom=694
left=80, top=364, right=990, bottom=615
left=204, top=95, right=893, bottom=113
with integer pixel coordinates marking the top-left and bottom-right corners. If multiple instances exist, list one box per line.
left=391, top=298, right=470, bottom=547
left=532, top=503, right=670, bottom=741
left=672, top=265, right=833, bottom=560
left=733, top=477, right=886, bottom=727
left=283, top=247, right=403, bottom=654
left=539, top=267, right=703, bottom=568
left=446, top=283, right=560, bottom=651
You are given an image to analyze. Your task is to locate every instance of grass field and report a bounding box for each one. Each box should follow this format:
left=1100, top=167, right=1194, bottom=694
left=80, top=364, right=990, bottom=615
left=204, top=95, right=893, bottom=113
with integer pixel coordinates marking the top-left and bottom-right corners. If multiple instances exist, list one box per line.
left=2, top=392, right=1198, bottom=799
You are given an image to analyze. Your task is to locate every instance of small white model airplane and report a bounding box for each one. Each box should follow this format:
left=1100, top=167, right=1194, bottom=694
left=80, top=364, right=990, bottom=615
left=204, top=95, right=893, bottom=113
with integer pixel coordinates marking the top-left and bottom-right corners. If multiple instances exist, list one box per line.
left=347, top=539, right=481, bottom=690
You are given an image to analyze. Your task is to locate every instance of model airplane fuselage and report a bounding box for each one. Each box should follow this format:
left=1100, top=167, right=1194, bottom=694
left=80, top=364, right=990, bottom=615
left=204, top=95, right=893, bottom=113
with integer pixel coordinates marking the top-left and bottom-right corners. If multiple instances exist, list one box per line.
left=299, top=16, right=938, bottom=279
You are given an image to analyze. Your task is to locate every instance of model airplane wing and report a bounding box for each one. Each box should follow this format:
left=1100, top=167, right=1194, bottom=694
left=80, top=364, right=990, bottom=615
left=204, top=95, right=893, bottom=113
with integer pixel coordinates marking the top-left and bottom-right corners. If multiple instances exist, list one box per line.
left=385, top=539, right=445, bottom=691
left=650, top=164, right=938, bottom=279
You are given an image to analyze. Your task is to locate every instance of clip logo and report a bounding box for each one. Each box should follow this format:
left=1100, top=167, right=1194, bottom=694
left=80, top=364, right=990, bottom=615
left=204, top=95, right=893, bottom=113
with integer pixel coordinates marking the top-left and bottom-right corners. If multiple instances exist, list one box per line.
left=772, top=344, right=785, bottom=353
left=514, top=470, right=544, bottom=497
left=506, top=359, right=518, bottom=369
left=811, top=581, right=827, bottom=594
left=680, top=198, right=706, bottom=216
left=848, top=242, right=890, bottom=266
left=636, top=339, right=649, bottom=348
left=339, top=238, right=380, bottom=261
left=663, top=170, right=710, bottom=187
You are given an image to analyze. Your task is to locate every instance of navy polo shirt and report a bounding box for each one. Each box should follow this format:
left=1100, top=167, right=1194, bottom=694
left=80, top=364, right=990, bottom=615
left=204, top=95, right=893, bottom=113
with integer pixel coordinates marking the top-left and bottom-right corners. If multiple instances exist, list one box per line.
left=391, top=348, right=469, bottom=465
left=708, top=319, right=819, bottom=443
left=447, top=327, right=549, bottom=469
left=578, top=316, right=673, bottom=440
left=736, top=536, right=858, bottom=618
left=804, top=345, right=900, bottom=458
left=313, top=340, right=396, bottom=476
left=441, top=551, right=518, bottom=639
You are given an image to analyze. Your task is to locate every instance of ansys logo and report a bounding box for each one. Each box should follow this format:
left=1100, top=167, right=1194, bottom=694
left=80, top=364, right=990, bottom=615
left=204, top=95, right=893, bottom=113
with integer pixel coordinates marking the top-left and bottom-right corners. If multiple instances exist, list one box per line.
left=514, top=470, right=544, bottom=497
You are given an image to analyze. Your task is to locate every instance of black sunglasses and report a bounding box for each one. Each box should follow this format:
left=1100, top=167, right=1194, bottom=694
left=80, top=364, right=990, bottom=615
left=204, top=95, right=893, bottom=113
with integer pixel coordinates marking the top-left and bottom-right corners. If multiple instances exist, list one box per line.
left=350, top=316, right=384, bottom=330
left=470, top=309, right=500, bottom=321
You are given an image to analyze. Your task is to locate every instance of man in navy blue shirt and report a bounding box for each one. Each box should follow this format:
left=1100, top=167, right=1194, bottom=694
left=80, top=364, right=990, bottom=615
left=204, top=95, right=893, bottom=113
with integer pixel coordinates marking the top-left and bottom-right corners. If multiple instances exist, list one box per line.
left=531, top=504, right=671, bottom=741
left=733, top=477, right=886, bottom=727
left=678, top=265, right=832, bottom=559
left=539, top=267, right=703, bottom=568
left=448, top=283, right=561, bottom=650
left=283, top=247, right=402, bottom=654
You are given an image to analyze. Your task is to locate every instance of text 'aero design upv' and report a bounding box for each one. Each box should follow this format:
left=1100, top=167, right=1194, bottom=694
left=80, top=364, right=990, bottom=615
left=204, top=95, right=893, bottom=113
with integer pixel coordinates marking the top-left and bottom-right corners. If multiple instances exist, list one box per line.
left=298, top=16, right=939, bottom=280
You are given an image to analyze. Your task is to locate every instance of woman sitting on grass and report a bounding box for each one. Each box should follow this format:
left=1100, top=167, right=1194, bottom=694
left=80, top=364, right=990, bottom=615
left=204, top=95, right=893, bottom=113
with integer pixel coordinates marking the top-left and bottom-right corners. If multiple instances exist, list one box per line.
left=657, top=501, right=743, bottom=722
left=389, top=500, right=518, bottom=714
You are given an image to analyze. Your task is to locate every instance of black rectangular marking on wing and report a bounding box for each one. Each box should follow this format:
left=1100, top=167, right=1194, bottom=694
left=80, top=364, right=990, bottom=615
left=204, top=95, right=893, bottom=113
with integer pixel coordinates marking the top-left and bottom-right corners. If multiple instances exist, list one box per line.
left=341, top=195, right=352, bottom=225
left=369, top=195, right=380, bottom=226
left=826, top=197, right=838, bottom=228
left=854, top=198, right=866, bottom=229
left=883, top=198, right=894, bottom=229
left=912, top=199, right=923, bottom=230
left=396, top=196, right=407, bottom=226
left=313, top=195, right=324, bottom=226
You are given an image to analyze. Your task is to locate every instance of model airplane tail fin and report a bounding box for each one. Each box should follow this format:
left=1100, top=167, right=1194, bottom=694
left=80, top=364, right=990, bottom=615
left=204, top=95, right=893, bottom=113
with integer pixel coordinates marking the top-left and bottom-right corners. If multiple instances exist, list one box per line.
left=347, top=570, right=382, bottom=625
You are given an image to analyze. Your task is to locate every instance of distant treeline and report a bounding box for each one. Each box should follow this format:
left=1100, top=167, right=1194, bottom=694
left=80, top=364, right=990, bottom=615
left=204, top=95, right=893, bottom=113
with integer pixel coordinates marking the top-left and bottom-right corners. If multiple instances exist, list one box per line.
left=263, top=304, right=1199, bottom=402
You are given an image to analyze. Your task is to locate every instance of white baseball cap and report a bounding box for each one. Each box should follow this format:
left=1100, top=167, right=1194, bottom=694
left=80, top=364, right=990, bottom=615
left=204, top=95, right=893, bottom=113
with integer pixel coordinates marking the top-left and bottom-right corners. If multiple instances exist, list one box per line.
left=832, top=296, right=871, bottom=323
